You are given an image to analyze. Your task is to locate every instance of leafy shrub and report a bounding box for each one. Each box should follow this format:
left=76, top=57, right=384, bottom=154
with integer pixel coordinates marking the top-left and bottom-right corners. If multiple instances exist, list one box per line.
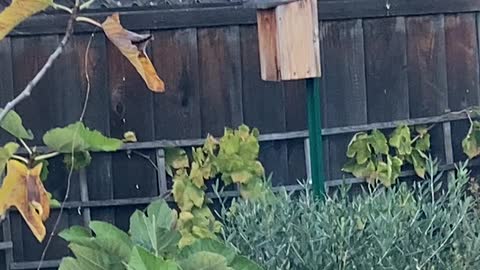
left=165, top=125, right=268, bottom=247
left=59, top=199, right=262, bottom=270
left=222, top=159, right=480, bottom=270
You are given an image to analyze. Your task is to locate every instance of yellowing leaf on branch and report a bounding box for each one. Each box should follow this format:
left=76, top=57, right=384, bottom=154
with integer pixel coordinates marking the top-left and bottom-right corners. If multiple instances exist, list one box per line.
left=0, top=0, right=53, bottom=40
left=102, top=13, right=165, bottom=92
left=0, top=160, right=50, bottom=242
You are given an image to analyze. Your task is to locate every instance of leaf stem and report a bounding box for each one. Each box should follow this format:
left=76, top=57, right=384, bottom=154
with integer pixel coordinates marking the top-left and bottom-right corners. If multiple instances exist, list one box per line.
left=18, top=138, right=32, bottom=156
left=34, top=152, right=61, bottom=161
left=51, top=3, right=103, bottom=28
left=11, top=155, right=29, bottom=164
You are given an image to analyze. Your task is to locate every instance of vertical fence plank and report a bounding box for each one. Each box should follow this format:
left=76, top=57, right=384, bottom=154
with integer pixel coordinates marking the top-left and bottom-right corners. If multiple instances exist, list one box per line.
left=76, top=34, right=116, bottom=224
left=240, top=25, right=289, bottom=185
left=319, top=19, right=367, bottom=181
left=444, top=14, right=480, bottom=162
left=285, top=80, right=308, bottom=184
left=0, top=37, right=15, bottom=270
left=198, top=26, right=243, bottom=137
left=364, top=17, right=409, bottom=123
left=407, top=15, right=448, bottom=161
left=107, top=32, right=157, bottom=231
left=11, top=34, right=83, bottom=262
left=152, top=28, right=202, bottom=140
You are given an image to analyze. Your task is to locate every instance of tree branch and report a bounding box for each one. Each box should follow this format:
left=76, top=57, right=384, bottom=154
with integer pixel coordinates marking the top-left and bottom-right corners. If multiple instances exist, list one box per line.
left=0, top=5, right=79, bottom=124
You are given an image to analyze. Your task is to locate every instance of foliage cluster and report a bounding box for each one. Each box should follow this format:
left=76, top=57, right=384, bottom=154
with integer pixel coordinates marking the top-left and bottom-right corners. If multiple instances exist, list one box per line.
left=222, top=158, right=480, bottom=270
left=165, top=125, right=269, bottom=247
left=0, top=110, right=122, bottom=241
left=342, top=125, right=431, bottom=187
left=59, top=199, right=262, bottom=270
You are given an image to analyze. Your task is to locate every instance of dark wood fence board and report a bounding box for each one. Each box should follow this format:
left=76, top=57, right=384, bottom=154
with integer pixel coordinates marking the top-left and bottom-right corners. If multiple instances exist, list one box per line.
left=198, top=26, right=243, bottom=137
left=406, top=15, right=448, bottom=161
left=284, top=81, right=308, bottom=183
left=319, top=19, right=367, bottom=179
left=106, top=31, right=158, bottom=229
left=152, top=28, right=202, bottom=140
left=239, top=25, right=289, bottom=185
left=8, top=1, right=480, bottom=36
left=10, top=35, right=82, bottom=261
left=364, top=17, right=409, bottom=123
left=444, top=14, right=480, bottom=162
left=72, top=33, right=116, bottom=223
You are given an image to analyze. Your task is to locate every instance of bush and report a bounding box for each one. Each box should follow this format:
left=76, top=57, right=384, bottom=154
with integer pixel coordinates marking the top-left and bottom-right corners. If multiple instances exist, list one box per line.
left=221, top=159, right=480, bottom=270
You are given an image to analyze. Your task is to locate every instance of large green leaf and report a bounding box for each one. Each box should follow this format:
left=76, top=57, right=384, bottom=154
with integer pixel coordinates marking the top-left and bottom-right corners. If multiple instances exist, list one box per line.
left=410, top=149, right=427, bottom=179
left=90, top=221, right=133, bottom=260
left=376, top=155, right=403, bottom=187
left=389, top=125, right=412, bottom=156
left=0, top=109, right=33, bottom=139
left=179, top=251, right=232, bottom=270
left=43, top=122, right=122, bottom=153
left=129, top=200, right=181, bottom=257
left=172, top=173, right=204, bottom=211
left=346, top=132, right=371, bottom=164
left=145, top=199, right=177, bottom=230
left=229, top=256, right=263, bottom=270
left=369, top=129, right=388, bottom=155
left=178, top=239, right=236, bottom=264
left=127, top=246, right=178, bottom=270
left=165, top=148, right=189, bottom=176
left=59, top=225, right=95, bottom=247
left=0, top=142, right=18, bottom=176
left=63, top=151, right=92, bottom=170
left=65, top=243, right=122, bottom=270
left=463, top=121, right=480, bottom=159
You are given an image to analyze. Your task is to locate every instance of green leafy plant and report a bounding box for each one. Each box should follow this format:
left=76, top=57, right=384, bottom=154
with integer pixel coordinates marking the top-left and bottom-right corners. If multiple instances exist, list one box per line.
left=223, top=158, right=480, bottom=270
left=58, top=199, right=263, bottom=270
left=342, top=125, right=431, bottom=187
left=166, top=125, right=269, bottom=247
left=0, top=109, right=122, bottom=241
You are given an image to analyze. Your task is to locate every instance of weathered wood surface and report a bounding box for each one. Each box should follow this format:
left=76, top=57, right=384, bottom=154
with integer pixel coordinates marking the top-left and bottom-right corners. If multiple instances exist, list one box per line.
left=1, top=1, right=480, bottom=268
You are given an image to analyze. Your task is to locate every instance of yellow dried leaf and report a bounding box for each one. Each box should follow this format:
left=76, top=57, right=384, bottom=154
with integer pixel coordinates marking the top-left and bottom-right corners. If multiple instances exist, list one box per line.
left=0, top=0, right=53, bottom=40
left=0, top=160, right=49, bottom=242
left=102, top=13, right=165, bottom=92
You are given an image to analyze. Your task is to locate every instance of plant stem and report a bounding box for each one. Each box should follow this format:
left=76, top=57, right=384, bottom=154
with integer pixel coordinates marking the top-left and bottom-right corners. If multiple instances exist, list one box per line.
left=34, top=152, right=61, bottom=161
left=11, top=155, right=29, bottom=164
left=18, top=138, right=32, bottom=156
left=52, top=3, right=103, bottom=28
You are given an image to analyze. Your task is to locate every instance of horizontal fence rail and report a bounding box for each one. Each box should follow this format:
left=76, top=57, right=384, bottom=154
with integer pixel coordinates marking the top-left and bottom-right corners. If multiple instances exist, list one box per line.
left=5, top=0, right=480, bottom=36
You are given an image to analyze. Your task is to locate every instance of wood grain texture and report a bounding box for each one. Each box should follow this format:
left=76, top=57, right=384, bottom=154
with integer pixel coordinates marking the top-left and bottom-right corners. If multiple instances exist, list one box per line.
left=407, top=15, right=448, bottom=160
left=284, top=80, right=308, bottom=183
left=152, top=28, right=202, bottom=140
left=8, top=1, right=480, bottom=37
left=444, top=14, right=479, bottom=161
left=274, top=0, right=320, bottom=80
left=107, top=31, right=158, bottom=231
left=319, top=20, right=367, bottom=180
left=74, top=34, right=116, bottom=224
left=11, top=34, right=83, bottom=261
left=198, top=26, right=243, bottom=137
left=257, top=10, right=279, bottom=81
left=364, top=17, right=409, bottom=123
left=240, top=25, right=288, bottom=185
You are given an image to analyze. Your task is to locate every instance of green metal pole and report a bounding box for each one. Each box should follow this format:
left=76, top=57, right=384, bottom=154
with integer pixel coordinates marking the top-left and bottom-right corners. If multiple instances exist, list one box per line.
left=306, top=78, right=325, bottom=196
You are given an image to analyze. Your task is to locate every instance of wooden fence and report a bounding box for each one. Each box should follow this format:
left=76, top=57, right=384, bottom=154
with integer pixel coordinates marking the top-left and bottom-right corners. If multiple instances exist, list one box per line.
left=1, top=0, right=480, bottom=268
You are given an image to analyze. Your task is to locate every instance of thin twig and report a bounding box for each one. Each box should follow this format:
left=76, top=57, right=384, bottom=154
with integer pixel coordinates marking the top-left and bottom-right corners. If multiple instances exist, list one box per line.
left=36, top=3, right=80, bottom=269
left=0, top=7, right=78, bottom=124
